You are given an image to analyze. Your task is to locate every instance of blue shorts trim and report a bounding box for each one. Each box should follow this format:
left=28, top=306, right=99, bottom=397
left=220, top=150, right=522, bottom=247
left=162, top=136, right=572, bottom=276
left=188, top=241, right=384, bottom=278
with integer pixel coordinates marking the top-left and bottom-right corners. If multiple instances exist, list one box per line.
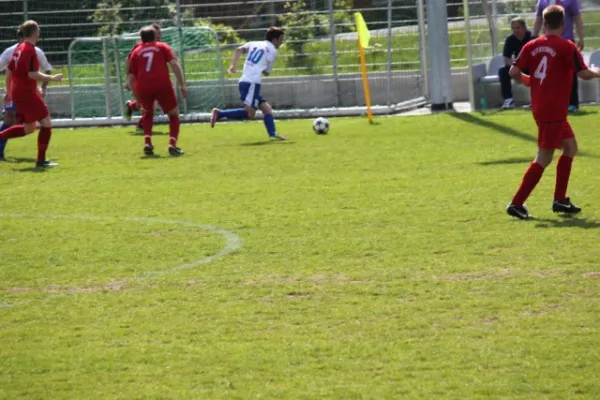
left=239, top=82, right=265, bottom=110
left=4, top=101, right=16, bottom=112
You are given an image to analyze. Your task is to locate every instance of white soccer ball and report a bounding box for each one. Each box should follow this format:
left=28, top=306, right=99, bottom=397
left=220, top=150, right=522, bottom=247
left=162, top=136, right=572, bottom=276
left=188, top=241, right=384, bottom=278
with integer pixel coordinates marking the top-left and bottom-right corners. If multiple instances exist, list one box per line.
left=312, top=117, right=330, bottom=135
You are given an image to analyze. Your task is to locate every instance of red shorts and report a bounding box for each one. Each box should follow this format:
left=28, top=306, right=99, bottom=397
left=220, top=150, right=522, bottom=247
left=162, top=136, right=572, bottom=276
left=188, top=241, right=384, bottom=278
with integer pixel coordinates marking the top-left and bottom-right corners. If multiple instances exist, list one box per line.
left=13, top=93, right=49, bottom=124
left=136, top=85, right=178, bottom=114
left=536, top=120, right=575, bottom=149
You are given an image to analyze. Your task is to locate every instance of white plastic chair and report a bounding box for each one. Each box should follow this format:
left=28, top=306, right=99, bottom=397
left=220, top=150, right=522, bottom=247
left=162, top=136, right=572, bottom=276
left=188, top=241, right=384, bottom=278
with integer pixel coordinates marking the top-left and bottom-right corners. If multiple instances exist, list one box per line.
left=479, top=55, right=507, bottom=109
left=588, top=49, right=600, bottom=103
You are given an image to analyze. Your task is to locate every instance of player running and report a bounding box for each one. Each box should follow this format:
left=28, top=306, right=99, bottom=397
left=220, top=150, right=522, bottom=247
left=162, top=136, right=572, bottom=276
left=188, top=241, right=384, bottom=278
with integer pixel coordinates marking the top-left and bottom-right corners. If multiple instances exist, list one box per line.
left=210, top=27, right=287, bottom=141
left=128, top=26, right=187, bottom=156
left=506, top=5, right=600, bottom=219
left=0, top=26, right=52, bottom=160
left=124, top=22, right=162, bottom=133
left=0, top=20, right=62, bottom=168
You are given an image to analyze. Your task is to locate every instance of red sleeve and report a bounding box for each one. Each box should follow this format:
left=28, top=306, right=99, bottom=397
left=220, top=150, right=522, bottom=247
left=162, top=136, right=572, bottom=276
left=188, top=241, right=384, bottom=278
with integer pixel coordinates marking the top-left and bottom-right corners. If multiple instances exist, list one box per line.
left=572, top=45, right=587, bottom=72
left=162, top=43, right=176, bottom=63
left=29, top=47, right=39, bottom=72
left=514, top=42, right=530, bottom=70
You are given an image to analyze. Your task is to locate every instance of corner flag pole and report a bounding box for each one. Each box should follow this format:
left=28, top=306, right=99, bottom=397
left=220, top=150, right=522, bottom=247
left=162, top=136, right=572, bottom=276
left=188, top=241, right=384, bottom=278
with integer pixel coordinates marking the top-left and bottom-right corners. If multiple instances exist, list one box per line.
left=355, top=12, right=373, bottom=123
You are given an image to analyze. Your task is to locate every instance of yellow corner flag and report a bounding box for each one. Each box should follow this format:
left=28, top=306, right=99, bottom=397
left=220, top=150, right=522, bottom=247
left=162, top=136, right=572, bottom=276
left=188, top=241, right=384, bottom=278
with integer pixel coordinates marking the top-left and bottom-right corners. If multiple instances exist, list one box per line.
left=354, top=12, right=373, bottom=123
left=354, top=12, right=371, bottom=49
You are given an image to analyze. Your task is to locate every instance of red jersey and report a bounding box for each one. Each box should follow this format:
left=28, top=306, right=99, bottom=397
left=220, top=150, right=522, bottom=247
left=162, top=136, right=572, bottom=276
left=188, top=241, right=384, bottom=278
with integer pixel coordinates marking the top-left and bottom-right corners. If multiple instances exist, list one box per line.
left=515, top=35, right=586, bottom=122
left=129, top=41, right=175, bottom=90
left=127, top=41, right=143, bottom=61
left=7, top=41, right=39, bottom=100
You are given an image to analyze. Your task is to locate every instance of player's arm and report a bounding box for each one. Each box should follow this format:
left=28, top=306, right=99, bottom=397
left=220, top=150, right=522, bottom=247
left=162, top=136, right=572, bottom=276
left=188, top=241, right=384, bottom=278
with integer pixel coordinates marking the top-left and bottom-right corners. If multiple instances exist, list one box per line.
left=4, top=69, right=12, bottom=103
left=574, top=14, right=584, bottom=51
left=169, top=59, right=187, bottom=99
left=532, top=1, right=543, bottom=36
left=127, top=73, right=136, bottom=98
left=228, top=45, right=249, bottom=74
left=37, top=49, right=53, bottom=95
left=28, top=70, right=62, bottom=82
left=509, top=50, right=531, bottom=86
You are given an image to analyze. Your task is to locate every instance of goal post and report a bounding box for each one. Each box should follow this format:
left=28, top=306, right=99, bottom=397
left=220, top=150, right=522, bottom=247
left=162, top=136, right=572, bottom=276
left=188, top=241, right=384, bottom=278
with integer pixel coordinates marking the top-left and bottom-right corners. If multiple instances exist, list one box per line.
left=66, top=26, right=226, bottom=123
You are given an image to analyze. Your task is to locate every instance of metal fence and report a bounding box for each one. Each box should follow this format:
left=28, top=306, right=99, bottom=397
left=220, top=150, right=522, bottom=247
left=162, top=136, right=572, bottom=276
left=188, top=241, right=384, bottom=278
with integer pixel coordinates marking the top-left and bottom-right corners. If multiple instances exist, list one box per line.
left=0, top=0, right=599, bottom=122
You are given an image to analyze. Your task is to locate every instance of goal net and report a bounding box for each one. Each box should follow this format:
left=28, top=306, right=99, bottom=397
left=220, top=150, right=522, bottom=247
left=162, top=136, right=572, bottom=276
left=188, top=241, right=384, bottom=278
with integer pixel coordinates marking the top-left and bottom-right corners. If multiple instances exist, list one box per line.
left=66, top=26, right=226, bottom=124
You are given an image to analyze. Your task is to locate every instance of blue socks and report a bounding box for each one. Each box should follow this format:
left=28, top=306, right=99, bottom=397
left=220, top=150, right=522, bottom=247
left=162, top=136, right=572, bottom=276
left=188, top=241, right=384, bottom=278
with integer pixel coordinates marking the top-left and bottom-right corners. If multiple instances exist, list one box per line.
left=218, top=108, right=248, bottom=120
left=0, top=123, right=8, bottom=157
left=263, top=114, right=276, bottom=137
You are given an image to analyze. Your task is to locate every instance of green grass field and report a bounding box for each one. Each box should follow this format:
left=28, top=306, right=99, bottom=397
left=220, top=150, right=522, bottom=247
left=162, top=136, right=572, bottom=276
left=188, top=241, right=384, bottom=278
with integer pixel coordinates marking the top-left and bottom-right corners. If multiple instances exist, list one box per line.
left=1, top=109, right=600, bottom=399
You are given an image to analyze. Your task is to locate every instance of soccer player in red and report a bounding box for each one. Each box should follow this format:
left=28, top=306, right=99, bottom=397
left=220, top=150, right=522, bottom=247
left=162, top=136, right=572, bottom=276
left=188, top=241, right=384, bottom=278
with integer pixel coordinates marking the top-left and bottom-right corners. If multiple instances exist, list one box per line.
left=506, top=5, right=600, bottom=219
left=124, top=23, right=162, bottom=133
left=0, top=20, right=62, bottom=168
left=128, top=26, right=187, bottom=156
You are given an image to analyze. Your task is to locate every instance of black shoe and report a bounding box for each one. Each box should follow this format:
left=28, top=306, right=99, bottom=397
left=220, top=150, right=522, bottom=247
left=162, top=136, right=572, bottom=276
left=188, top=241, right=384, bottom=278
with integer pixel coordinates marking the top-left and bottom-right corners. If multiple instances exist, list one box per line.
left=0, top=154, right=6, bottom=161
left=168, top=146, right=184, bottom=157
left=36, top=160, right=58, bottom=168
left=552, top=197, right=581, bottom=214
left=507, top=203, right=530, bottom=220
left=144, top=145, right=154, bottom=156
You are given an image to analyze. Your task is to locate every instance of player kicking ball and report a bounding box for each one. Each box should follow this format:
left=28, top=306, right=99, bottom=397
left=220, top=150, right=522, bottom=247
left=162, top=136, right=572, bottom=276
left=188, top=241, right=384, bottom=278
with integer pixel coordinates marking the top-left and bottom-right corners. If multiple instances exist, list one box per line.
left=211, top=27, right=287, bottom=141
left=0, top=20, right=62, bottom=168
left=506, top=5, right=600, bottom=220
left=128, top=26, right=187, bottom=156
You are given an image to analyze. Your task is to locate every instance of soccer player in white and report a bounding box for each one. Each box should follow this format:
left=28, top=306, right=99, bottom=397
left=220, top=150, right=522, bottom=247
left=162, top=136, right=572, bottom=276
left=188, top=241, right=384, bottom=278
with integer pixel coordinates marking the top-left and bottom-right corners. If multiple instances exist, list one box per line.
left=210, top=27, right=287, bottom=140
left=0, top=27, right=52, bottom=160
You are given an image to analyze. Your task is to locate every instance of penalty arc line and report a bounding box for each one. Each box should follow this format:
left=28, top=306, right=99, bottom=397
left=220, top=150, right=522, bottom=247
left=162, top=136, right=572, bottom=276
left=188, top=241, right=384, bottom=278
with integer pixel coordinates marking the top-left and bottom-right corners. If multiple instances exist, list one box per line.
left=0, top=213, right=243, bottom=306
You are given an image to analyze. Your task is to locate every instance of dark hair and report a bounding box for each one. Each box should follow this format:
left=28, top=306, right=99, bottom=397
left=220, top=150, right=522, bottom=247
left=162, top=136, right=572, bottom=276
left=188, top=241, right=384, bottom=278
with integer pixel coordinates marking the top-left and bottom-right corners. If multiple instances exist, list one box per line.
left=140, top=26, right=156, bottom=43
left=21, top=20, right=39, bottom=38
left=265, top=27, right=285, bottom=42
left=151, top=22, right=161, bottom=32
left=543, top=5, right=565, bottom=30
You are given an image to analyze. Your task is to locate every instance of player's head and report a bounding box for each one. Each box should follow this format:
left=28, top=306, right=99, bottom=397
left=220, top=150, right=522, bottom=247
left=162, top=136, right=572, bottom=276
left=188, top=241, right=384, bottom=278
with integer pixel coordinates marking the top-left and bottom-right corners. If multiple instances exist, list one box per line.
left=16, top=26, right=24, bottom=43
left=510, top=17, right=527, bottom=39
left=21, top=20, right=40, bottom=44
left=151, top=23, right=162, bottom=41
left=265, top=27, right=285, bottom=48
left=543, top=5, right=565, bottom=34
left=140, top=26, right=157, bottom=43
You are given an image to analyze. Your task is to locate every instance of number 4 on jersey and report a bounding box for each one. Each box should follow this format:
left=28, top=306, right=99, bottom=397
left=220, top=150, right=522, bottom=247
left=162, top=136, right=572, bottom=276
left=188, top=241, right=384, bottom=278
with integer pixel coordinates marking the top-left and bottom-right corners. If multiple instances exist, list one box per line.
left=534, top=55, right=548, bottom=84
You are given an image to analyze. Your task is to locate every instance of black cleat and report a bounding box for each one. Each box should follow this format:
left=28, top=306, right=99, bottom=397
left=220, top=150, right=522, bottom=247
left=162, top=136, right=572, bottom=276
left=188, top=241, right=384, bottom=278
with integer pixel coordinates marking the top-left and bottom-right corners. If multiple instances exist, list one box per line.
left=507, top=203, right=530, bottom=220
left=552, top=197, right=582, bottom=214
left=168, top=146, right=184, bottom=157
left=144, top=145, right=154, bottom=156
left=36, top=160, right=58, bottom=168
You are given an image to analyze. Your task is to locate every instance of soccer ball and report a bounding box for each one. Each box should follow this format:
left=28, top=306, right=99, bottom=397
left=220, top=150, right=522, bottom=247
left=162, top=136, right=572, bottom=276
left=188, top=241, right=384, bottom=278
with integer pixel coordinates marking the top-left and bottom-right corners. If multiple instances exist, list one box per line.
left=312, top=117, right=330, bottom=135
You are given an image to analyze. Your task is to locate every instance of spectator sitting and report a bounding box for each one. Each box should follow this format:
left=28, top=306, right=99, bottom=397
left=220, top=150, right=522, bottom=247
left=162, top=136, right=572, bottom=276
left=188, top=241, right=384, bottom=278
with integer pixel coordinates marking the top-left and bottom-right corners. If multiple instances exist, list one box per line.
left=499, top=18, right=533, bottom=109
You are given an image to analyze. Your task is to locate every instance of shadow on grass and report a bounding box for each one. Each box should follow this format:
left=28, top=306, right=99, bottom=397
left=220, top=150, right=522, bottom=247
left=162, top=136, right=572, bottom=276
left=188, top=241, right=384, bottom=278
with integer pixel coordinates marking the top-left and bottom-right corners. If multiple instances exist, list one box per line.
left=240, top=140, right=294, bottom=147
left=16, top=167, right=48, bottom=173
left=453, top=112, right=600, bottom=161
left=534, top=215, right=600, bottom=229
left=130, top=131, right=168, bottom=136
left=568, top=109, right=598, bottom=117
left=449, top=112, right=537, bottom=144
left=477, top=157, right=532, bottom=166
left=140, top=154, right=164, bottom=160
left=4, top=157, right=38, bottom=164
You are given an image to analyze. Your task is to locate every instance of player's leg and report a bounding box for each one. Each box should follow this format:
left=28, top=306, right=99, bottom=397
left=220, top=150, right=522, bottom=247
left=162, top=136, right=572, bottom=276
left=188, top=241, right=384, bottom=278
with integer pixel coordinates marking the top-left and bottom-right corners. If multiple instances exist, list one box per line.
left=0, top=101, right=39, bottom=142
left=0, top=104, right=18, bottom=159
left=498, top=66, right=514, bottom=109
left=211, top=82, right=256, bottom=127
left=552, top=123, right=580, bottom=213
left=568, top=70, right=579, bottom=112
left=259, top=101, right=287, bottom=140
left=158, top=87, right=183, bottom=156
left=507, top=122, right=557, bottom=219
left=36, top=115, right=57, bottom=167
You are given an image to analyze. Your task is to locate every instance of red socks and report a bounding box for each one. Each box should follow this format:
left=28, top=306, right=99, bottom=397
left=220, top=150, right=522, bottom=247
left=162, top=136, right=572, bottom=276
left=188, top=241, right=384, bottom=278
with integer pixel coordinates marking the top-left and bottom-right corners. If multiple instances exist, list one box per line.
left=37, top=127, right=52, bottom=163
left=143, top=111, right=154, bottom=146
left=169, top=115, right=180, bottom=147
left=0, top=125, right=26, bottom=140
left=554, top=155, right=573, bottom=201
left=128, top=101, right=140, bottom=111
left=512, top=162, right=545, bottom=206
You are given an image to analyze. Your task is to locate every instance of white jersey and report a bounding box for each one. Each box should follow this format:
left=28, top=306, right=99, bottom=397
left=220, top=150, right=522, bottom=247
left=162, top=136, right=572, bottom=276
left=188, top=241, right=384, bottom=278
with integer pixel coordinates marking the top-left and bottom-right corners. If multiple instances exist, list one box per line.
left=239, top=40, right=277, bottom=84
left=0, top=43, right=52, bottom=72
